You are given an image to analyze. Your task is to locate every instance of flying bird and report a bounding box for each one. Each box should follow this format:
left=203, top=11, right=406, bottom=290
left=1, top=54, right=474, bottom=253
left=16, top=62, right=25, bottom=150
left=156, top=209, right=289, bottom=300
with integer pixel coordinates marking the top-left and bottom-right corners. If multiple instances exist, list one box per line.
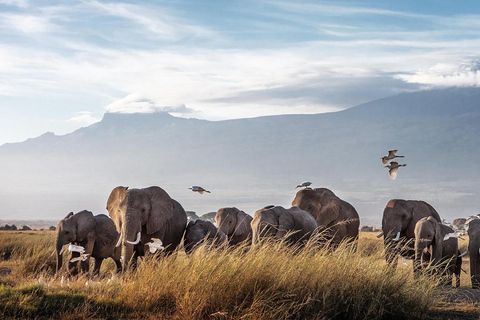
left=381, top=149, right=405, bottom=164
left=385, top=161, right=406, bottom=180
left=189, top=186, right=211, bottom=194
left=295, top=181, right=312, bottom=189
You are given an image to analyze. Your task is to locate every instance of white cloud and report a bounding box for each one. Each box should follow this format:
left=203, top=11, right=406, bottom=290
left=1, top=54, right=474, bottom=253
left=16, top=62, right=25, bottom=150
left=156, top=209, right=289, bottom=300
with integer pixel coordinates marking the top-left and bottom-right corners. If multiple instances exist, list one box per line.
left=83, top=0, right=217, bottom=41
left=396, top=59, right=480, bottom=87
left=66, top=112, right=100, bottom=125
left=2, top=14, right=56, bottom=34
left=0, top=0, right=28, bottom=8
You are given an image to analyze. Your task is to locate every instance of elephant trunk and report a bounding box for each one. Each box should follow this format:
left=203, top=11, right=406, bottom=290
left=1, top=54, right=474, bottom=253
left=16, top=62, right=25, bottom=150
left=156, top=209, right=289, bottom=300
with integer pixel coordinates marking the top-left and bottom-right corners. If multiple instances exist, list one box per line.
left=56, top=239, right=65, bottom=273
left=122, top=221, right=141, bottom=270
left=414, top=240, right=429, bottom=274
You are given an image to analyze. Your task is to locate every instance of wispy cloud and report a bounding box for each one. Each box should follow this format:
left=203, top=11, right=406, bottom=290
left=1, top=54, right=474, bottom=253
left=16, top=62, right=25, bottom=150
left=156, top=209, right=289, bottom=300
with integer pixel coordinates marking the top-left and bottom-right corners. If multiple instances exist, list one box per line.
left=1, top=0, right=480, bottom=144
left=66, top=112, right=100, bottom=125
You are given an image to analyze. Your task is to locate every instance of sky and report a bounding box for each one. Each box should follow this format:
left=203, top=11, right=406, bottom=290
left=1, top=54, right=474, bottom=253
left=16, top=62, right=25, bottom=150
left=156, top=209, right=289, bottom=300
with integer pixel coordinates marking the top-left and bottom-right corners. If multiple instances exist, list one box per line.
left=1, top=0, right=480, bottom=145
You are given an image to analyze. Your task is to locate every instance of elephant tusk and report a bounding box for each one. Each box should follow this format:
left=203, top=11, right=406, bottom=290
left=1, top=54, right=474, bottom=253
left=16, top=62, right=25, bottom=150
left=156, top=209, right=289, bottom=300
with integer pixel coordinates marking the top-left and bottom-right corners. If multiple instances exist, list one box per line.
left=423, top=247, right=429, bottom=254
left=393, top=232, right=401, bottom=241
left=126, top=232, right=141, bottom=245
left=115, top=233, right=123, bottom=247
left=459, top=251, right=468, bottom=257
left=59, top=245, right=65, bottom=255
left=376, top=231, right=384, bottom=238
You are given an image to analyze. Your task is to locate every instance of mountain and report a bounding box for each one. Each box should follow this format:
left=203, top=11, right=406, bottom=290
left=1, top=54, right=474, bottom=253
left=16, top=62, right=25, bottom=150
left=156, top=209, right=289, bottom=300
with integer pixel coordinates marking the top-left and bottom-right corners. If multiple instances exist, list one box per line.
left=1, top=87, right=480, bottom=224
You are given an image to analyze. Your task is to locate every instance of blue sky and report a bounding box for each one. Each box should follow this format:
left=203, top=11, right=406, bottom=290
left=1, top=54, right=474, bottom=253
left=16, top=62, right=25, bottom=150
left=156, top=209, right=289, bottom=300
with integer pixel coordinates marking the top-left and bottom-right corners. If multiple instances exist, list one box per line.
left=1, top=0, right=480, bottom=145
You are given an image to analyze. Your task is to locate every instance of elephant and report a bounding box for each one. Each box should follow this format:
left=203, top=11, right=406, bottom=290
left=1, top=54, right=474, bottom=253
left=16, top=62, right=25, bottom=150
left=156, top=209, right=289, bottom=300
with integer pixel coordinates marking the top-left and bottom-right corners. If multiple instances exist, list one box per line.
left=451, top=218, right=467, bottom=231
left=414, top=217, right=461, bottom=287
left=55, top=210, right=121, bottom=276
left=184, top=219, right=227, bottom=254
left=251, top=205, right=317, bottom=246
left=106, top=186, right=187, bottom=270
left=291, top=188, right=359, bottom=245
left=215, top=207, right=253, bottom=246
left=380, top=199, right=441, bottom=268
left=467, top=219, right=480, bottom=288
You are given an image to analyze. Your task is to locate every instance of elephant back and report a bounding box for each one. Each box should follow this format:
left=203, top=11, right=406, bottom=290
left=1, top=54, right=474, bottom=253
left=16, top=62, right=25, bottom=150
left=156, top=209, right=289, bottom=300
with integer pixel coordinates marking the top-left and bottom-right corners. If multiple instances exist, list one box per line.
left=93, top=214, right=119, bottom=258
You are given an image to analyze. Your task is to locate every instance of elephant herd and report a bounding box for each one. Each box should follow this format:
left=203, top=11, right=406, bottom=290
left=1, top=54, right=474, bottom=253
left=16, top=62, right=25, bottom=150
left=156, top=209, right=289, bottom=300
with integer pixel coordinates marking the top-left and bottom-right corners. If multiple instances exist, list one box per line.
left=55, top=185, right=480, bottom=289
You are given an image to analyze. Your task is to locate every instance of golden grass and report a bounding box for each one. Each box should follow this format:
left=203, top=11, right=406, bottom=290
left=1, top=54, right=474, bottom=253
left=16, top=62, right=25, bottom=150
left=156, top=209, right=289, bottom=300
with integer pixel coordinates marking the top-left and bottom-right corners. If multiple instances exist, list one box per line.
left=0, top=231, right=476, bottom=319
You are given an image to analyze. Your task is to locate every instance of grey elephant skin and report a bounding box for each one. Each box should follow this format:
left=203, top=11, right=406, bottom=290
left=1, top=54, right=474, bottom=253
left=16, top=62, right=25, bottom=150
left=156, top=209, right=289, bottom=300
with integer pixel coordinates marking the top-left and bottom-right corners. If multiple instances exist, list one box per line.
left=106, top=186, right=187, bottom=270
left=414, top=217, right=461, bottom=287
left=291, top=188, right=359, bottom=245
left=468, top=219, right=480, bottom=288
left=251, top=206, right=317, bottom=246
left=215, top=207, right=253, bottom=246
left=55, top=210, right=121, bottom=275
left=381, top=199, right=441, bottom=267
left=184, top=220, right=227, bottom=254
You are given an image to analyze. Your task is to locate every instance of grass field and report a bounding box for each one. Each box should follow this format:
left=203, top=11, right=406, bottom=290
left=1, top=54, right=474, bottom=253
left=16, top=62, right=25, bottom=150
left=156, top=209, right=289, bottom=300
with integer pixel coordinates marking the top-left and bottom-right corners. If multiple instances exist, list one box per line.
left=0, top=231, right=479, bottom=319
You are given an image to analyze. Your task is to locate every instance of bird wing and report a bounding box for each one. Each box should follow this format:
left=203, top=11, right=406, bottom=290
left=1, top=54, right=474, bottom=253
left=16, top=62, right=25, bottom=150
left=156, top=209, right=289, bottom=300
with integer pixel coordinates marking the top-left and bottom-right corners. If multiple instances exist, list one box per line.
left=381, top=157, right=389, bottom=164
left=388, top=150, right=398, bottom=156
left=389, top=168, right=398, bottom=180
left=390, top=161, right=398, bottom=166
left=198, top=190, right=203, bottom=194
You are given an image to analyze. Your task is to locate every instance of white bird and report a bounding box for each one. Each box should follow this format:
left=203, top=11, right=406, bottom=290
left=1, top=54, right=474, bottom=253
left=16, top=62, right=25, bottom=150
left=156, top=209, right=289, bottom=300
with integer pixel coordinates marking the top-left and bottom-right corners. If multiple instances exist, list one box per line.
left=443, top=233, right=461, bottom=241
left=401, top=258, right=409, bottom=266
left=384, top=161, right=406, bottom=180
left=85, top=280, right=100, bottom=286
left=38, top=276, right=46, bottom=285
left=381, top=149, right=405, bottom=164
left=70, top=253, right=90, bottom=263
left=189, top=186, right=211, bottom=194
left=295, top=181, right=312, bottom=189
left=68, top=244, right=85, bottom=254
left=146, top=238, right=165, bottom=253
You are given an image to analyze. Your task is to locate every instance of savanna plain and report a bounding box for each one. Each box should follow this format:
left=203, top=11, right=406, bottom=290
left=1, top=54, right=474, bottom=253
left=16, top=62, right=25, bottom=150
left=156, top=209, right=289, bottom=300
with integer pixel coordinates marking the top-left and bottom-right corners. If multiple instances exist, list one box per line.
left=0, top=231, right=479, bottom=320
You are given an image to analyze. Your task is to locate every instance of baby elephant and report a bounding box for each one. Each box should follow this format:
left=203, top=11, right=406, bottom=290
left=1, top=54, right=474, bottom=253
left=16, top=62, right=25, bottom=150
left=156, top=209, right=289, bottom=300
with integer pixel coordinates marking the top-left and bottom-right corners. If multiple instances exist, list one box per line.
left=414, top=216, right=461, bottom=287
left=55, top=210, right=121, bottom=276
left=251, top=205, right=317, bottom=246
left=184, top=220, right=228, bottom=253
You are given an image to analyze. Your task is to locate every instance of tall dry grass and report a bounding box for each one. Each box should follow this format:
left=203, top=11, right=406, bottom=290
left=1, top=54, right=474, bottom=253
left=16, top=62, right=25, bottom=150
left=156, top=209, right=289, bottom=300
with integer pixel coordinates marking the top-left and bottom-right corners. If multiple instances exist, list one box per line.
left=0, top=231, right=441, bottom=319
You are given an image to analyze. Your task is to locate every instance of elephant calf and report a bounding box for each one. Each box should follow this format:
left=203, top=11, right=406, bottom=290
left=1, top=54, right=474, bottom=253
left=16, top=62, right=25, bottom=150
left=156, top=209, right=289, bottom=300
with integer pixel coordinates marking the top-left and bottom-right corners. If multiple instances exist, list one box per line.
left=251, top=205, right=317, bottom=247
left=414, top=217, right=461, bottom=287
left=215, top=207, right=253, bottom=246
left=56, top=210, right=121, bottom=276
left=184, top=219, right=227, bottom=254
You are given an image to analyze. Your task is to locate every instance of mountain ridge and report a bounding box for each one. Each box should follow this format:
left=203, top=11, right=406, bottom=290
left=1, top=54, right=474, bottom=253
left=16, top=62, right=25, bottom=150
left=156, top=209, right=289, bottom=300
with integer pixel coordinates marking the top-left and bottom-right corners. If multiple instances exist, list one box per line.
left=1, top=87, right=479, bottom=223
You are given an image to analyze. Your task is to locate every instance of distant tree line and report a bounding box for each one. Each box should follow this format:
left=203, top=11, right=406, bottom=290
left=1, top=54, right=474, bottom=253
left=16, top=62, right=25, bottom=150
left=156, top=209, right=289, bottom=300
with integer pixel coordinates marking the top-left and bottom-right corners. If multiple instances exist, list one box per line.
left=360, top=226, right=381, bottom=232
left=0, top=224, right=56, bottom=231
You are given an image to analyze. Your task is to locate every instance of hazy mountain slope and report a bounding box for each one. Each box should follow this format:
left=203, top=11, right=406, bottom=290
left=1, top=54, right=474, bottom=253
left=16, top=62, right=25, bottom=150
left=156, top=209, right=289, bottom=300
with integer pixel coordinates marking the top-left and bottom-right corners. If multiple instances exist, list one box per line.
left=1, top=87, right=479, bottom=224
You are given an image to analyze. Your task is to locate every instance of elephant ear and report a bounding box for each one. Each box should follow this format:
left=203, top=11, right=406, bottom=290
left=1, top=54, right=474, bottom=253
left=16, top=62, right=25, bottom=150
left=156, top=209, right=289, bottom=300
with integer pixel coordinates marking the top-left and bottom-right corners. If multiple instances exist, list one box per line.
left=235, top=210, right=251, bottom=236
left=75, top=210, right=96, bottom=241
left=317, top=190, right=342, bottom=228
left=277, top=208, right=296, bottom=238
left=144, top=186, right=174, bottom=235
left=106, top=186, right=128, bottom=211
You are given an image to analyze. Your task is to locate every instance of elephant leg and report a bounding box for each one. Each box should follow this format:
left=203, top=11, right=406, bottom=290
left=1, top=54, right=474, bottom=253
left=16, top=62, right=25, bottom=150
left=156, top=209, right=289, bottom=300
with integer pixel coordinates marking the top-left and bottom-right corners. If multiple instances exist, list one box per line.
left=114, top=258, right=122, bottom=273
left=93, top=258, right=103, bottom=277
left=68, top=252, right=80, bottom=276
left=80, top=240, right=95, bottom=274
